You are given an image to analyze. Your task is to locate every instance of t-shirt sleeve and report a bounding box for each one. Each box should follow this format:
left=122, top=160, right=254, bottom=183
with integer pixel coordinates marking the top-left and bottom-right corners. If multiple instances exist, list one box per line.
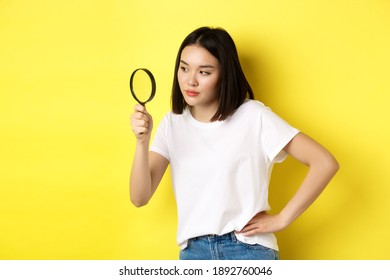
left=150, top=114, right=170, bottom=161
left=260, top=107, right=300, bottom=163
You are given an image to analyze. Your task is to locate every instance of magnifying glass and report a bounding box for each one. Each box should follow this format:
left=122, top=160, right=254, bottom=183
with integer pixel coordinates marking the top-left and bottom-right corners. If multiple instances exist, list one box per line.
left=129, top=68, right=156, bottom=106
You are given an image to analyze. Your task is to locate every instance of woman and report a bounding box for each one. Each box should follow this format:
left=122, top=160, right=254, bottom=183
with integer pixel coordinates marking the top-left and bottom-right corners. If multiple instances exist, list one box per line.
left=130, top=26, right=339, bottom=260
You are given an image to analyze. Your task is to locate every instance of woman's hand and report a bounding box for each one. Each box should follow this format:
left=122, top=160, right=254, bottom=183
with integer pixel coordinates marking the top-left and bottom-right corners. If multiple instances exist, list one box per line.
left=130, top=104, right=153, bottom=143
left=236, top=212, right=288, bottom=236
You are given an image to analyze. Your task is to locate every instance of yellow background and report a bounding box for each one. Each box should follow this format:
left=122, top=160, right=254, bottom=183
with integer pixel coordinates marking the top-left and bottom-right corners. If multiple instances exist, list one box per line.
left=1, top=0, right=389, bottom=259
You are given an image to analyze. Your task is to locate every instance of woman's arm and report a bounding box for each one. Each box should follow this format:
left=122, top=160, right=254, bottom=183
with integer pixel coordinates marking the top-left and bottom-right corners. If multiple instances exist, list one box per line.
left=129, top=104, right=169, bottom=207
left=238, top=132, right=339, bottom=235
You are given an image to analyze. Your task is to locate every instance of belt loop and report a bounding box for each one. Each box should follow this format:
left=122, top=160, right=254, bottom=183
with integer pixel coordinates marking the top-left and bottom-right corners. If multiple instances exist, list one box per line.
left=230, top=231, right=237, bottom=242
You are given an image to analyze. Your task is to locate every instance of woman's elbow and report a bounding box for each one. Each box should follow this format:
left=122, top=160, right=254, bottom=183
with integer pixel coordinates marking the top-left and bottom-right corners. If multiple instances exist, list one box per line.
left=322, top=152, right=340, bottom=176
left=130, top=195, right=149, bottom=208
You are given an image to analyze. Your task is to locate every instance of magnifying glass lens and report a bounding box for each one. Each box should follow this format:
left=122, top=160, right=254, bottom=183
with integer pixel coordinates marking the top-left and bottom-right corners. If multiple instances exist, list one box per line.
left=131, top=71, right=153, bottom=103
left=130, top=68, right=156, bottom=106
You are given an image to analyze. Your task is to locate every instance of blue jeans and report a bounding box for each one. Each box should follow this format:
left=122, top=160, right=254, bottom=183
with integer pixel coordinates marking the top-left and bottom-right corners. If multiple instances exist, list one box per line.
left=179, top=232, right=279, bottom=260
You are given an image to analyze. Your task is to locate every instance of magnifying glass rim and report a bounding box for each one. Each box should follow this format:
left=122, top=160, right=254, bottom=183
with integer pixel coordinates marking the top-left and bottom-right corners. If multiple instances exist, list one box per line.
left=130, top=68, right=156, bottom=106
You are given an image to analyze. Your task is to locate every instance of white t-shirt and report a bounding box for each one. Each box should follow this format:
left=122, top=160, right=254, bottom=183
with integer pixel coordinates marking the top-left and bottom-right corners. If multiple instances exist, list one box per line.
left=150, top=99, right=300, bottom=250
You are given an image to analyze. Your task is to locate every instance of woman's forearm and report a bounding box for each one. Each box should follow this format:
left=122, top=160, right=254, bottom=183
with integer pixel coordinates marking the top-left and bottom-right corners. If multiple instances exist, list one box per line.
left=279, top=148, right=339, bottom=226
left=130, top=141, right=153, bottom=207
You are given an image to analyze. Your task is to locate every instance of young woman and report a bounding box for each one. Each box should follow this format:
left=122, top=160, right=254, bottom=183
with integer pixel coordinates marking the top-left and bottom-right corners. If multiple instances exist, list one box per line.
left=130, top=27, right=339, bottom=260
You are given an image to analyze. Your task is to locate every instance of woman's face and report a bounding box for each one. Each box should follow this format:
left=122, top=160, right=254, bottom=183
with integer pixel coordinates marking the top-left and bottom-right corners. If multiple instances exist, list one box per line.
left=178, top=45, right=221, bottom=116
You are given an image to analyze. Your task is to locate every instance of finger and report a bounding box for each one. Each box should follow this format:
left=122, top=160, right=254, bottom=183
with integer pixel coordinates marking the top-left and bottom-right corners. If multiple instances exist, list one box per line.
left=245, top=218, right=258, bottom=225
left=134, top=112, right=149, bottom=122
left=132, top=119, right=149, bottom=128
left=130, top=112, right=149, bottom=128
left=237, top=224, right=257, bottom=234
left=236, top=228, right=255, bottom=235
left=240, top=224, right=258, bottom=233
left=130, top=121, right=149, bottom=134
left=238, top=218, right=259, bottom=230
left=133, top=127, right=149, bottom=135
left=134, top=104, right=146, bottom=113
left=241, top=229, right=258, bottom=236
left=131, top=120, right=149, bottom=132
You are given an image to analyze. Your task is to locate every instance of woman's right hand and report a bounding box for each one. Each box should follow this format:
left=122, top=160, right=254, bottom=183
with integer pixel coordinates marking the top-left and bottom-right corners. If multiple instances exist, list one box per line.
left=130, top=104, right=153, bottom=143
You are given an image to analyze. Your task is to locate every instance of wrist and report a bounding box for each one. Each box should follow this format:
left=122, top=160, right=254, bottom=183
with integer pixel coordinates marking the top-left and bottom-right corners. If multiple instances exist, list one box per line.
left=277, top=212, right=294, bottom=229
left=136, top=138, right=150, bottom=147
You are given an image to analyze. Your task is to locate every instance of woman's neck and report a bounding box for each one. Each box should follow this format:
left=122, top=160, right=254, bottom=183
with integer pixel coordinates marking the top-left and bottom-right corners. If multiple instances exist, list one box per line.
left=190, top=105, right=218, bottom=123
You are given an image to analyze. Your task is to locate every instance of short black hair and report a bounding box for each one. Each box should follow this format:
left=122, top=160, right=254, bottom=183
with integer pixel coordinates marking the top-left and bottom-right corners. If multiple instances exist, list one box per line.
left=171, top=26, right=254, bottom=121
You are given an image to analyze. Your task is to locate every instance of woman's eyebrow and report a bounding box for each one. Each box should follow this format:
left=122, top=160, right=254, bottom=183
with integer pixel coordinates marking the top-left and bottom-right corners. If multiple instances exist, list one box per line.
left=180, top=60, right=215, bottom=69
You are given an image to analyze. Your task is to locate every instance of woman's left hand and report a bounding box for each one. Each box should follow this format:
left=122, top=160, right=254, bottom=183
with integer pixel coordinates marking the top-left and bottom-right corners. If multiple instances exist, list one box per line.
left=236, top=212, right=288, bottom=236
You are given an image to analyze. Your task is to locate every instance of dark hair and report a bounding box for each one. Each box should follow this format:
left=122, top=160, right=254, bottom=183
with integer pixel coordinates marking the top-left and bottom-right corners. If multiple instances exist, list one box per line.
left=171, top=26, right=254, bottom=121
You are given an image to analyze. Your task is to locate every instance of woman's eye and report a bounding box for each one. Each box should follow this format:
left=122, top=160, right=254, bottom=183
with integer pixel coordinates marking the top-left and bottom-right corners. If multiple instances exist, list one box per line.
left=180, top=66, right=188, bottom=72
left=200, top=71, right=210, bottom=75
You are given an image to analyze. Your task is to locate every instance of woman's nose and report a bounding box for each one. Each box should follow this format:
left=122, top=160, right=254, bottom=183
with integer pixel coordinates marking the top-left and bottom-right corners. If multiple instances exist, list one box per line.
left=187, top=73, right=198, bottom=86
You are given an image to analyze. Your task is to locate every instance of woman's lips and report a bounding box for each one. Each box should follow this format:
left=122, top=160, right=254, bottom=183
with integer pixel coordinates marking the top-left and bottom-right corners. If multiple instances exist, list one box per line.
left=185, top=90, right=200, bottom=97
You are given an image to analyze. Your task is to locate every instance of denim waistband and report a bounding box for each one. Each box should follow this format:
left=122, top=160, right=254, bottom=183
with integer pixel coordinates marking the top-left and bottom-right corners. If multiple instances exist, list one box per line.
left=181, top=231, right=279, bottom=260
left=190, top=231, right=237, bottom=242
